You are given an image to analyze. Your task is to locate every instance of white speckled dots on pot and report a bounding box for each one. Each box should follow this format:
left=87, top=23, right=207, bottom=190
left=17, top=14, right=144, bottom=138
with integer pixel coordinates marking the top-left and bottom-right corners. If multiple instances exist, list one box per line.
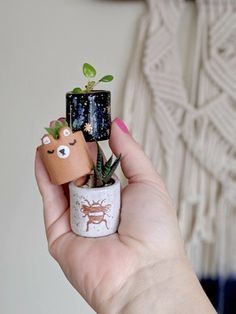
left=69, top=178, right=121, bottom=237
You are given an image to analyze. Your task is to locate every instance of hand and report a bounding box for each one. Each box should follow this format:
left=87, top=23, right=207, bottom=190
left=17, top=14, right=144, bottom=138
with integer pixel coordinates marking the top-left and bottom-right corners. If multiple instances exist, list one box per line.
left=35, top=118, right=215, bottom=313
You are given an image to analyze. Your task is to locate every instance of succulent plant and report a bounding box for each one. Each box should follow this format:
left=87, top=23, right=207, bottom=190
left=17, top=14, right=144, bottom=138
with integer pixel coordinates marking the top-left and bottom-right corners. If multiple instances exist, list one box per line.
left=72, top=63, right=113, bottom=94
left=45, top=118, right=68, bottom=139
left=93, top=142, right=121, bottom=187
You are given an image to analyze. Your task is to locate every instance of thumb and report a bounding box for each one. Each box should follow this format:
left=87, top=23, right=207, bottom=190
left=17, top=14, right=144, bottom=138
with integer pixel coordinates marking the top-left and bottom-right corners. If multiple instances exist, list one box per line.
left=109, top=118, right=160, bottom=185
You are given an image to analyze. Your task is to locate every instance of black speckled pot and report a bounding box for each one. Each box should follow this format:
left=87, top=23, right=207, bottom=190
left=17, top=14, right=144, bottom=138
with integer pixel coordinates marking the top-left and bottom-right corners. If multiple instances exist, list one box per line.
left=66, top=90, right=111, bottom=142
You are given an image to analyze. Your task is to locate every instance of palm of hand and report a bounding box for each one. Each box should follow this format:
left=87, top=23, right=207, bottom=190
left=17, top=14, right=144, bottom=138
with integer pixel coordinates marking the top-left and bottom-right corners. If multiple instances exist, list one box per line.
left=40, top=182, right=182, bottom=311
left=35, top=122, right=184, bottom=312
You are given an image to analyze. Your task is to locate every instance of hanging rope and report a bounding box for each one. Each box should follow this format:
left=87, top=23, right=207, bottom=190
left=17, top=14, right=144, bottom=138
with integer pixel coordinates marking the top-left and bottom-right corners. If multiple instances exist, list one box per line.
left=123, top=0, right=236, bottom=278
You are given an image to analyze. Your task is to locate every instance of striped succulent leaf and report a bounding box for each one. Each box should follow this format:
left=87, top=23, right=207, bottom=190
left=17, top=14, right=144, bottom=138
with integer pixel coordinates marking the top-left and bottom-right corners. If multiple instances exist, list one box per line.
left=103, top=154, right=121, bottom=184
left=93, top=142, right=121, bottom=187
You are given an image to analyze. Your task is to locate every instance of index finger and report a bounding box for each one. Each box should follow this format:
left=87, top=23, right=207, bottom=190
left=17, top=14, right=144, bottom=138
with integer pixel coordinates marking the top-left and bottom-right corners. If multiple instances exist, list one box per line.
left=34, top=150, right=69, bottom=231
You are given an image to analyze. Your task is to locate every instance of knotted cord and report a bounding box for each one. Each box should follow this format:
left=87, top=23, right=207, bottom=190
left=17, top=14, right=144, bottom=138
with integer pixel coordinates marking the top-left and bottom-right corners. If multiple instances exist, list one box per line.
left=123, top=0, right=236, bottom=279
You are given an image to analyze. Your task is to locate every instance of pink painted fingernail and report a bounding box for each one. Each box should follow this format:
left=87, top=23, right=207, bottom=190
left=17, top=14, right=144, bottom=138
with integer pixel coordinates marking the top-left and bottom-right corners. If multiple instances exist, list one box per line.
left=114, top=118, right=129, bottom=134
left=58, top=117, right=66, bottom=122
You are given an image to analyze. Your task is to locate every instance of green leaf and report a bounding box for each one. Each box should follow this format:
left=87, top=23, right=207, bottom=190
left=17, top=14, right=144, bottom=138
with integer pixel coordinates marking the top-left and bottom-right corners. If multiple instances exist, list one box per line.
left=103, top=155, right=113, bottom=177
left=72, top=87, right=82, bottom=94
left=55, top=121, right=63, bottom=135
left=45, top=120, right=68, bottom=140
left=83, top=63, right=96, bottom=78
left=95, top=142, right=104, bottom=177
left=62, top=120, right=68, bottom=127
left=86, top=81, right=96, bottom=92
left=103, top=154, right=121, bottom=184
left=94, top=167, right=103, bottom=187
left=55, top=121, right=62, bottom=127
left=45, top=127, right=57, bottom=139
left=99, top=75, right=113, bottom=82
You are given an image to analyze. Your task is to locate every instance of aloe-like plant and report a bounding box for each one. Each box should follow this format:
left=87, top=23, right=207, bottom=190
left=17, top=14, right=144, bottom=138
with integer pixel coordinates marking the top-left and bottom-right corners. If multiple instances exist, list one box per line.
left=72, top=63, right=113, bottom=94
left=45, top=118, right=68, bottom=139
left=93, top=142, right=121, bottom=187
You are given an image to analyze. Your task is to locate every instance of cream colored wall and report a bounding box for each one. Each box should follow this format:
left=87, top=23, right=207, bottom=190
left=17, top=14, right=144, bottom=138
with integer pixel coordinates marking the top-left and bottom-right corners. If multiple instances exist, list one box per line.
left=0, top=1, right=145, bottom=313
left=0, top=0, right=196, bottom=313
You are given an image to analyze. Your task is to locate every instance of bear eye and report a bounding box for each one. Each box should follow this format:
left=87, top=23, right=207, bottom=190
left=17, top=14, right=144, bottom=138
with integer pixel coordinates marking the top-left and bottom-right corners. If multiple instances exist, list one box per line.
left=47, top=150, right=55, bottom=154
left=42, top=136, right=51, bottom=145
left=69, top=139, right=77, bottom=146
left=63, top=129, right=71, bottom=137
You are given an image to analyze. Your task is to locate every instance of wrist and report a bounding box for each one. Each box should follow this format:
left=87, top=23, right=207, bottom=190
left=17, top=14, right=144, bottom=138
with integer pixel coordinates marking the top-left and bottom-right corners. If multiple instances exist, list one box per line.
left=98, top=257, right=216, bottom=314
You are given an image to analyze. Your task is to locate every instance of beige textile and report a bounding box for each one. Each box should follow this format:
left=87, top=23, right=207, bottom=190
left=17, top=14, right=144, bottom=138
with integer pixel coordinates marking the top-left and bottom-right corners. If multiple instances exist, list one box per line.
left=123, top=0, right=236, bottom=277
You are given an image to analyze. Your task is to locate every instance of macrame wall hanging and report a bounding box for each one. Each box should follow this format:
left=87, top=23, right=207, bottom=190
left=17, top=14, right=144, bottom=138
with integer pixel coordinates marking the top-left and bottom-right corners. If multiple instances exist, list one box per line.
left=123, top=0, right=236, bottom=282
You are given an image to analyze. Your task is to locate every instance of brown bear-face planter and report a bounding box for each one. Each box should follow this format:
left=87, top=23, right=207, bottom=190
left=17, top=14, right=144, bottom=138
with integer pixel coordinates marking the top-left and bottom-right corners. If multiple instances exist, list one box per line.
left=39, top=127, right=93, bottom=185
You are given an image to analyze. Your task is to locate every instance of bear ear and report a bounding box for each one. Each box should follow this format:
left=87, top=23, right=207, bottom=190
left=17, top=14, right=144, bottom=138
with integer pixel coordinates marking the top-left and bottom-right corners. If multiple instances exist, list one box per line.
left=41, top=134, right=54, bottom=145
left=59, top=127, right=73, bottom=138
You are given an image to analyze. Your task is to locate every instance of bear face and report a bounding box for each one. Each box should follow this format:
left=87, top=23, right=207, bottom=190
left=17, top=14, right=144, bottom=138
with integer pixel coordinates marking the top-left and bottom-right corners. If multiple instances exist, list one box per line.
left=39, top=127, right=93, bottom=185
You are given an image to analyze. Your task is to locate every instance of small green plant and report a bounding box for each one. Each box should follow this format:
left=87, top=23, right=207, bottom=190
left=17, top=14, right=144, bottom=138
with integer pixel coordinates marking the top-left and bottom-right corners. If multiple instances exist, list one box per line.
left=45, top=118, right=68, bottom=139
left=72, top=63, right=113, bottom=94
left=93, top=142, right=121, bottom=187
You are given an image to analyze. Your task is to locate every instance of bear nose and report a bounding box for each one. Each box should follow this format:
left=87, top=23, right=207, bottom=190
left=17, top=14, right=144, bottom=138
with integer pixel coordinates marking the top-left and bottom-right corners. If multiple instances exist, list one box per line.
left=59, top=148, right=65, bottom=156
left=57, top=145, right=70, bottom=159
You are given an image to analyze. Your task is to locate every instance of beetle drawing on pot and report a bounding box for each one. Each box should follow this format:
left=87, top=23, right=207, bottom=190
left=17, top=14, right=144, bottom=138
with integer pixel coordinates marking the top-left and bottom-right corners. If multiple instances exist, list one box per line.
left=81, top=198, right=111, bottom=232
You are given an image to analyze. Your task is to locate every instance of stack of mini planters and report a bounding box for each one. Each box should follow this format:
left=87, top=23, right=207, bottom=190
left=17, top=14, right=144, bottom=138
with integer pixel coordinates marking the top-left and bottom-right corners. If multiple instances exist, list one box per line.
left=39, top=63, right=121, bottom=238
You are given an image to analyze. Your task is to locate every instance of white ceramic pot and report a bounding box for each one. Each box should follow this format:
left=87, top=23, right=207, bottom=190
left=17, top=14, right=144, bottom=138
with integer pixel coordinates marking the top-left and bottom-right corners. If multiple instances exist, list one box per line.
left=69, top=178, right=121, bottom=237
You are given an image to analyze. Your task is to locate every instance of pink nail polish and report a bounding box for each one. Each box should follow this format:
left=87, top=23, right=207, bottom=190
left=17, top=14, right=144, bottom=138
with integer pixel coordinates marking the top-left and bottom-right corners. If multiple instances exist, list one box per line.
left=114, top=118, right=129, bottom=134
left=58, top=117, right=66, bottom=122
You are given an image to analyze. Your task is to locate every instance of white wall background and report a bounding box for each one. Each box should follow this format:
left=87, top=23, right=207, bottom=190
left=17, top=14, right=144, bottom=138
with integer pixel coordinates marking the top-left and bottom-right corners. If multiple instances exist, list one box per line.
left=0, top=1, right=145, bottom=313
left=0, top=0, right=196, bottom=313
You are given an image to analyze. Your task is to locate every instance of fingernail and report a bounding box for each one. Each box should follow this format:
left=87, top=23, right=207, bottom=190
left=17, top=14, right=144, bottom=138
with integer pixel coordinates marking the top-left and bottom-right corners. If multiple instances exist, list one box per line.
left=114, top=118, right=129, bottom=134
left=58, top=117, right=66, bottom=122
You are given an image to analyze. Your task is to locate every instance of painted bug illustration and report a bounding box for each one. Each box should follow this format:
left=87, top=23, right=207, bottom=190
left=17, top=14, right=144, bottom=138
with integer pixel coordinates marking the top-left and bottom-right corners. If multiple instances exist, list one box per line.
left=81, top=199, right=111, bottom=232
